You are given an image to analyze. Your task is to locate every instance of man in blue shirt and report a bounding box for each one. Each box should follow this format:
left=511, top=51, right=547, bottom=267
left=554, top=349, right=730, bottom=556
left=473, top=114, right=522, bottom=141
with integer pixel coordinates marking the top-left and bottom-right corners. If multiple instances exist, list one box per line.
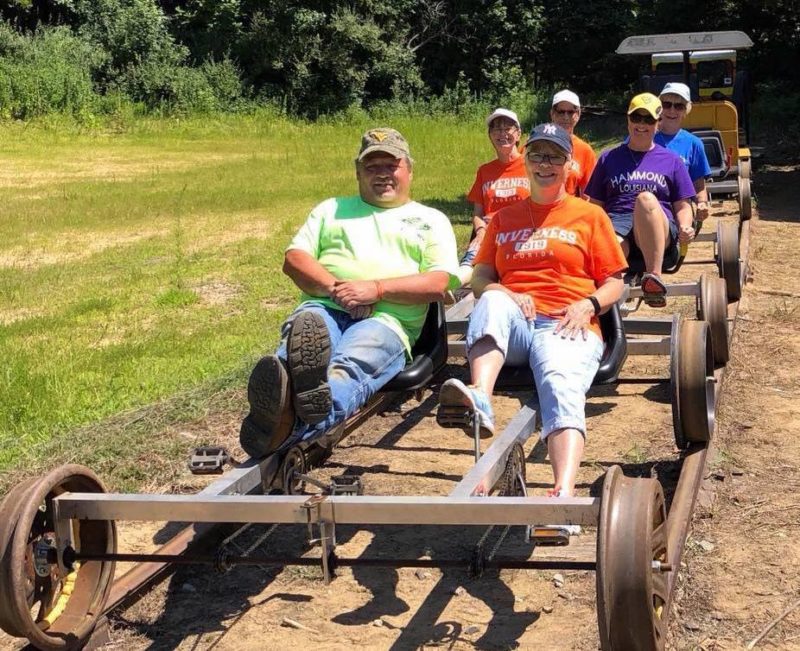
left=655, top=82, right=712, bottom=221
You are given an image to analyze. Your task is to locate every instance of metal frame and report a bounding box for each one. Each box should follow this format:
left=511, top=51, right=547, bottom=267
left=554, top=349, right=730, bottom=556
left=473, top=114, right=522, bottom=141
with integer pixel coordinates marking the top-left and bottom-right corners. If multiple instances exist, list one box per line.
left=53, top=399, right=602, bottom=561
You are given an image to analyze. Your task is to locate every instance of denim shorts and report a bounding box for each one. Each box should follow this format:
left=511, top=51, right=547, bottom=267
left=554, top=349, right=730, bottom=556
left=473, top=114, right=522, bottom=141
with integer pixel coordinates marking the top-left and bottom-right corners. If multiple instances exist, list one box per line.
left=466, top=290, right=603, bottom=439
left=608, top=211, right=680, bottom=269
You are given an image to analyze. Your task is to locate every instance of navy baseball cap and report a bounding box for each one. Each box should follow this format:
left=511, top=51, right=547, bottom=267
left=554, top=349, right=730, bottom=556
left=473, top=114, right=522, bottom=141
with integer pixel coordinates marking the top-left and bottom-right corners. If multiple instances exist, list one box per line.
left=524, top=123, right=573, bottom=155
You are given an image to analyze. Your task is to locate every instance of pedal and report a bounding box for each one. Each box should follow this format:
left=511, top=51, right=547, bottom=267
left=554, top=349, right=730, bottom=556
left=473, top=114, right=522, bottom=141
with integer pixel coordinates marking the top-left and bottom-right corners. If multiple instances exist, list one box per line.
left=527, top=526, right=571, bottom=547
left=330, top=474, right=363, bottom=496
left=188, top=446, right=230, bottom=475
left=436, top=405, right=474, bottom=429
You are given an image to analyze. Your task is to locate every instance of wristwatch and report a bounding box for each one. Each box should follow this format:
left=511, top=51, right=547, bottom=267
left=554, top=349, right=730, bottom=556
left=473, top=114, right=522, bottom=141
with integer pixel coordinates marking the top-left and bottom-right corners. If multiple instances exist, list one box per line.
left=587, top=296, right=601, bottom=315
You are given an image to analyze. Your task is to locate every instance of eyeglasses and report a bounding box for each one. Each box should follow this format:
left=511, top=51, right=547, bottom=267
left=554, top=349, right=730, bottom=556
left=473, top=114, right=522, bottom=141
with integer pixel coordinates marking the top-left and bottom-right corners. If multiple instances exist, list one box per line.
left=526, top=152, right=567, bottom=165
left=661, top=100, right=686, bottom=111
left=490, top=125, right=518, bottom=133
left=628, top=113, right=658, bottom=125
left=553, top=109, right=577, bottom=117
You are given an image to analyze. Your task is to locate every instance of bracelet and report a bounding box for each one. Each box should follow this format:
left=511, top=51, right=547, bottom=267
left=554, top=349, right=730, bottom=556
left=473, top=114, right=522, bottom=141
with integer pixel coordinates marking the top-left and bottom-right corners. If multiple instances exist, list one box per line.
left=375, top=280, right=384, bottom=301
left=587, top=296, right=601, bottom=315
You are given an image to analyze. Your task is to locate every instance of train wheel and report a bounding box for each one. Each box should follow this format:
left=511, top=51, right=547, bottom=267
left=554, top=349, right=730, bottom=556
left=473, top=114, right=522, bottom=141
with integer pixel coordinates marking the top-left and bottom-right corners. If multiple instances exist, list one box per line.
left=739, top=157, right=751, bottom=180
left=670, top=320, right=715, bottom=450
left=738, top=176, right=752, bottom=221
left=281, top=446, right=307, bottom=495
left=597, top=466, right=669, bottom=651
left=716, top=221, right=742, bottom=302
left=0, top=478, right=42, bottom=638
left=0, top=465, right=116, bottom=651
left=698, top=273, right=730, bottom=366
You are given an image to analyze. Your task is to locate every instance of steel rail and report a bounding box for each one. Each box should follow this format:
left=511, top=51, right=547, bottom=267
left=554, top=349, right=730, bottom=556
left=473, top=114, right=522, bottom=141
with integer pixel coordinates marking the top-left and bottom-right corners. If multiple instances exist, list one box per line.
left=662, top=214, right=751, bottom=620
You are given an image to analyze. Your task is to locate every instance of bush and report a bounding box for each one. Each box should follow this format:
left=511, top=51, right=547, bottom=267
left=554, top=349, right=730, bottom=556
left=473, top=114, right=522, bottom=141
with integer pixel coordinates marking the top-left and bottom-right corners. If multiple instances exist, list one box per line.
left=118, top=56, right=244, bottom=114
left=751, top=83, right=800, bottom=155
left=0, top=24, right=101, bottom=119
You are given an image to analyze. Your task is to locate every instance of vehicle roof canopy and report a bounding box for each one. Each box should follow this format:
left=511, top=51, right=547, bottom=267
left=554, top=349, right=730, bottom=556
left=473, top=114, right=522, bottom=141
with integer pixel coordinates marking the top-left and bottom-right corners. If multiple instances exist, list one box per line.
left=617, top=31, right=753, bottom=55
left=652, top=50, right=737, bottom=63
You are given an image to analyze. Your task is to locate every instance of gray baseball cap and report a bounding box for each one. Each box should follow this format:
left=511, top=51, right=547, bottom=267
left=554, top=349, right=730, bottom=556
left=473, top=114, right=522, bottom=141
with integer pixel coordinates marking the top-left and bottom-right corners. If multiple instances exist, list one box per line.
left=357, top=127, right=411, bottom=162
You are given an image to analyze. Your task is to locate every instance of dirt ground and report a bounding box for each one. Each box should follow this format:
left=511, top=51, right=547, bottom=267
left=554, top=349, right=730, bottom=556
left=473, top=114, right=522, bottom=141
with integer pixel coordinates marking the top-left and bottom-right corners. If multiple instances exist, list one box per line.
left=3, top=162, right=799, bottom=650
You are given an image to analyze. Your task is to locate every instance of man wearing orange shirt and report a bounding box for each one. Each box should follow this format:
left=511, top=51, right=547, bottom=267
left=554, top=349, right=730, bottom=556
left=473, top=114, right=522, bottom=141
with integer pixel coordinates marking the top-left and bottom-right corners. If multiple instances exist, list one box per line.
left=550, top=90, right=596, bottom=198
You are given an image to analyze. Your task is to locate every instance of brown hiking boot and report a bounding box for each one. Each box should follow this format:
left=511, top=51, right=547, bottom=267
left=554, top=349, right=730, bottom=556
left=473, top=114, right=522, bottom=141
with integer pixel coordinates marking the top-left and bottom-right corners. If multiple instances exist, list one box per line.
left=239, top=356, right=295, bottom=458
left=287, top=310, right=332, bottom=424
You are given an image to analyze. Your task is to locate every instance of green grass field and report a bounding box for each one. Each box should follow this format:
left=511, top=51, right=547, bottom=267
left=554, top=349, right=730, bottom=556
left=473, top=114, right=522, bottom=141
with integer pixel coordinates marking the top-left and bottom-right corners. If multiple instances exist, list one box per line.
left=0, top=112, right=502, bottom=485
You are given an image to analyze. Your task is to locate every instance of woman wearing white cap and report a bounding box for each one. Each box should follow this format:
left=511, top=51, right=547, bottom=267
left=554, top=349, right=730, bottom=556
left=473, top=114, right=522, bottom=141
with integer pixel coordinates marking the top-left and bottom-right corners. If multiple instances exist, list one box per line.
left=655, top=82, right=712, bottom=221
left=550, top=89, right=597, bottom=198
left=457, top=108, right=530, bottom=285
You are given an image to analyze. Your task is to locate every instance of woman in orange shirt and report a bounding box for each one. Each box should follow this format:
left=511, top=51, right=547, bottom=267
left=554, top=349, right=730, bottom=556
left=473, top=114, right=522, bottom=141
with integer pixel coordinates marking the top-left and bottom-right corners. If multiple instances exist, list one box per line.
left=440, top=123, right=626, bottom=507
left=458, top=108, right=530, bottom=285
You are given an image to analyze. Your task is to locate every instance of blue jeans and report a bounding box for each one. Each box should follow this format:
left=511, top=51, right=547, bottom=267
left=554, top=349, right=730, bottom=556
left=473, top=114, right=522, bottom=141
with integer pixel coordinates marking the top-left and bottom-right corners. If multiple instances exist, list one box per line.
left=466, top=290, right=603, bottom=439
left=276, top=303, right=407, bottom=447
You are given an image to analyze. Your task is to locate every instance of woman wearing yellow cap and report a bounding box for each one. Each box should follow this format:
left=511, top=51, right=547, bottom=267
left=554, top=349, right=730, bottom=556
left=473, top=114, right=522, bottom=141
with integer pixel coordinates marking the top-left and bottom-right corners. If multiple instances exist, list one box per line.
left=585, top=93, right=695, bottom=307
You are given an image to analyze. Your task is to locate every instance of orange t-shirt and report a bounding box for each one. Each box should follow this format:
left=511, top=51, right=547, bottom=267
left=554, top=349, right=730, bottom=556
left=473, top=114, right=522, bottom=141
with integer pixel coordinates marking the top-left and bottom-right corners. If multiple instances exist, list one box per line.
left=474, top=195, right=627, bottom=339
left=467, top=155, right=530, bottom=219
left=565, top=135, right=597, bottom=198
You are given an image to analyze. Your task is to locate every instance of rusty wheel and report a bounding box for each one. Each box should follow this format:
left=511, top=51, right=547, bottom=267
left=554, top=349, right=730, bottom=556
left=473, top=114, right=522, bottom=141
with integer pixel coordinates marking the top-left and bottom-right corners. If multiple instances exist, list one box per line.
left=738, top=176, right=752, bottom=221
left=0, top=478, right=41, bottom=638
left=670, top=320, right=715, bottom=450
left=281, top=446, right=307, bottom=495
left=698, top=273, right=730, bottom=366
left=597, top=466, right=669, bottom=651
left=716, top=221, right=742, bottom=302
left=739, top=157, right=751, bottom=180
left=1, top=465, right=116, bottom=651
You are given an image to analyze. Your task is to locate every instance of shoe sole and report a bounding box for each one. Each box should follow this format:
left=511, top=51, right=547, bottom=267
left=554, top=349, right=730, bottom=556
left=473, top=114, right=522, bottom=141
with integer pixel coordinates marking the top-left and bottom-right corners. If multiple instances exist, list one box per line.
left=287, top=311, right=332, bottom=425
left=240, top=356, right=294, bottom=457
left=641, top=276, right=667, bottom=308
left=439, top=380, right=494, bottom=438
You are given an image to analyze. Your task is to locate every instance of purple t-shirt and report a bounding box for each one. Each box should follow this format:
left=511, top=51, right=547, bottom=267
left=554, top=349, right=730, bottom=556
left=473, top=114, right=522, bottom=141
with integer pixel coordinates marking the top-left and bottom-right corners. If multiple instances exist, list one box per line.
left=585, top=143, right=695, bottom=222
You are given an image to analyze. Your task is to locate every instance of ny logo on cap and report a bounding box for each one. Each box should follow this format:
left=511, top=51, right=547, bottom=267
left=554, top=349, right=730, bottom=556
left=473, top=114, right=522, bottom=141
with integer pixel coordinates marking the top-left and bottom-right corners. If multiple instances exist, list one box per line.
left=543, top=124, right=558, bottom=134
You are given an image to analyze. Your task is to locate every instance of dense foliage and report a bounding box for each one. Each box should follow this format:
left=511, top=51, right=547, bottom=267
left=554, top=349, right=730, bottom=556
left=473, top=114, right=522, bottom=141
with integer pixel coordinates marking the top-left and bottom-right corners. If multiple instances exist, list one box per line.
left=0, top=0, right=797, bottom=117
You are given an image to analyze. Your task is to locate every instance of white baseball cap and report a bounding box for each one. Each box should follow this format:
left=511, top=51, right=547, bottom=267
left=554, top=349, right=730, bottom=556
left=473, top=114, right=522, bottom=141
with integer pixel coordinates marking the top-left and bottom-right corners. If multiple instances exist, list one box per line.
left=486, top=108, right=520, bottom=129
left=660, top=82, right=691, bottom=103
left=552, top=90, right=580, bottom=109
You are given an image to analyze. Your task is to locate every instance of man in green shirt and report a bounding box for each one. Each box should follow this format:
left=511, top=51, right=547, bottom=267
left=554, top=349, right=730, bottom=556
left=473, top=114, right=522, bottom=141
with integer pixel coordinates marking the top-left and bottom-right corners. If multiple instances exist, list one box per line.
left=241, top=127, right=459, bottom=458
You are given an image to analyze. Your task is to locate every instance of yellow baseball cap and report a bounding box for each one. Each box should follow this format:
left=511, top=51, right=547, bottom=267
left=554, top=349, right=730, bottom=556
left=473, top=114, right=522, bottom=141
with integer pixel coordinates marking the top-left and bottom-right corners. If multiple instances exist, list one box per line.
left=627, top=93, right=662, bottom=120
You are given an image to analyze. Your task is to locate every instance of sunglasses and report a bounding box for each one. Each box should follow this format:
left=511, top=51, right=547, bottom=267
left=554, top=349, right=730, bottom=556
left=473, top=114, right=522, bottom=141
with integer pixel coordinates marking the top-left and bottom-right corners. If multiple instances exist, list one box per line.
left=628, top=113, right=658, bottom=125
left=661, top=100, right=687, bottom=111
left=553, top=109, right=577, bottom=117
left=526, top=152, right=568, bottom=166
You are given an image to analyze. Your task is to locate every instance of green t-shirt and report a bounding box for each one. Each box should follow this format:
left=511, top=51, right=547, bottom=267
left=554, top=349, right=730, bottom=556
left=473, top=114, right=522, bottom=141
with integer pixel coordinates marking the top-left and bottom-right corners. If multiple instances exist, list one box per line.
left=287, top=196, right=459, bottom=354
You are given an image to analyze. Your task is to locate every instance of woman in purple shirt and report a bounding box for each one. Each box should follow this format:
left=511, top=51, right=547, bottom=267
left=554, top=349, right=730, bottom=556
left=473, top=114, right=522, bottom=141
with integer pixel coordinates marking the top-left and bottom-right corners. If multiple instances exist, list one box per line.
left=585, top=93, right=695, bottom=307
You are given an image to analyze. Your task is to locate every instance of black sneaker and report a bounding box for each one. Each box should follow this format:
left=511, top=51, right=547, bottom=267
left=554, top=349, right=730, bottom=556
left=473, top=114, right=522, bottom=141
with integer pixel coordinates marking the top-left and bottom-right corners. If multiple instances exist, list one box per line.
left=240, top=356, right=295, bottom=458
left=287, top=310, right=332, bottom=424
